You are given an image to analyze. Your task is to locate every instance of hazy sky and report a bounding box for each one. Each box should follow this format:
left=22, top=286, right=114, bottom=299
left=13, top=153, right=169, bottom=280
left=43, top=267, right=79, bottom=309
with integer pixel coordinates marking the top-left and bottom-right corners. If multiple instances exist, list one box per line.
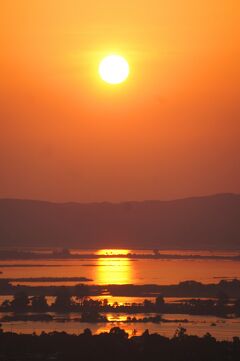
left=0, top=1, right=239, bottom=202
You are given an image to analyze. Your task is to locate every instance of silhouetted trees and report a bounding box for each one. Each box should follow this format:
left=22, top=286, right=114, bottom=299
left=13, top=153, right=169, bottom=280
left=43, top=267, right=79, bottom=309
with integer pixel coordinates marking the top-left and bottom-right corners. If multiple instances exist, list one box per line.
left=234, top=299, right=240, bottom=316
left=143, top=299, right=154, bottom=311
left=11, top=291, right=29, bottom=311
left=0, top=299, right=11, bottom=311
left=173, top=326, right=187, bottom=339
left=1, top=290, right=240, bottom=317
left=53, top=287, right=73, bottom=312
left=31, top=295, right=48, bottom=312
left=155, top=295, right=165, bottom=310
left=0, top=327, right=240, bottom=361
left=74, top=284, right=89, bottom=301
left=80, top=309, right=107, bottom=322
left=109, top=326, right=128, bottom=339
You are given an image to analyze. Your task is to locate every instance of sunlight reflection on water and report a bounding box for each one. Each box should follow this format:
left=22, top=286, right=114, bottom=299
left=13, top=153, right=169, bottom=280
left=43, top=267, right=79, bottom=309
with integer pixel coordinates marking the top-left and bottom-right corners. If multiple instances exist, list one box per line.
left=95, top=257, right=133, bottom=284
left=0, top=249, right=240, bottom=286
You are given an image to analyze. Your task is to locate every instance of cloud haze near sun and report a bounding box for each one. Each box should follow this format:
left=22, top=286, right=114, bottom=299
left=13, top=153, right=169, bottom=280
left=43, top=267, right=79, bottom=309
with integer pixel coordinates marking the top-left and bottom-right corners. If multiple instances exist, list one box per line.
left=0, top=0, right=239, bottom=202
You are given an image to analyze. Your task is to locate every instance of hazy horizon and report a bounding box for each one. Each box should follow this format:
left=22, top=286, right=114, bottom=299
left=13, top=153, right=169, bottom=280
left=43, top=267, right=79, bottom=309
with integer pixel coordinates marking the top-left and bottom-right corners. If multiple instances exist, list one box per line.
left=0, top=192, right=239, bottom=204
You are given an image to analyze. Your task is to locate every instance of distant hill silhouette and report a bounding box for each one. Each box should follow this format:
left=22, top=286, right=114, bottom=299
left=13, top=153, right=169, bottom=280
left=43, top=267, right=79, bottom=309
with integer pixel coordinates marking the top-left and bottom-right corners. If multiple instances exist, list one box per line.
left=0, top=194, right=239, bottom=249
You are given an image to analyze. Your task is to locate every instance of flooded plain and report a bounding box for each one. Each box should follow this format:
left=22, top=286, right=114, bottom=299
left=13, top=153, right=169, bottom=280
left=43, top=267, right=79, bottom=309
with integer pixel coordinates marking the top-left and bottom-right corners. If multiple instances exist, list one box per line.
left=0, top=248, right=240, bottom=286
left=0, top=248, right=240, bottom=339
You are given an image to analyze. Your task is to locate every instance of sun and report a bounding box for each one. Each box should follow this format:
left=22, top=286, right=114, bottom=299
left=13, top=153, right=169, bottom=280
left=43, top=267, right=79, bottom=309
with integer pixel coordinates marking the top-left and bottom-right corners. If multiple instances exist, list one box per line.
left=99, top=54, right=130, bottom=84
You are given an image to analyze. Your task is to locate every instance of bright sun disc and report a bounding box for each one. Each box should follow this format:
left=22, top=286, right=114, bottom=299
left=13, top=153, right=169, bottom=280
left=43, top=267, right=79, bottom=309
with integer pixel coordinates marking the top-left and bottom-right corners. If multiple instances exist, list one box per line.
left=99, top=55, right=129, bottom=84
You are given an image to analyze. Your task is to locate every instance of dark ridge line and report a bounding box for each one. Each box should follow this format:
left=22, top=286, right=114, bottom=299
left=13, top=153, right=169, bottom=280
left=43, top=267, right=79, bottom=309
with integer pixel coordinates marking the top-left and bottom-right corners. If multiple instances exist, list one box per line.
left=0, top=192, right=239, bottom=206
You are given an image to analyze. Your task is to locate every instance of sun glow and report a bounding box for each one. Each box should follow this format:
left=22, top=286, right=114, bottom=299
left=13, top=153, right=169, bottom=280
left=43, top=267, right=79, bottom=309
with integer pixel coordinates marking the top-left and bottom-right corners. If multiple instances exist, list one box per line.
left=99, top=55, right=130, bottom=84
left=96, top=249, right=130, bottom=256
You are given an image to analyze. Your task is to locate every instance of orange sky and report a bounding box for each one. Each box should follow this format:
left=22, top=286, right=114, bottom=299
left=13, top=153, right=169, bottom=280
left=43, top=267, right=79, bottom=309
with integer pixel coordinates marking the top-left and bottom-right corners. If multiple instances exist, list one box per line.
left=0, top=0, right=239, bottom=202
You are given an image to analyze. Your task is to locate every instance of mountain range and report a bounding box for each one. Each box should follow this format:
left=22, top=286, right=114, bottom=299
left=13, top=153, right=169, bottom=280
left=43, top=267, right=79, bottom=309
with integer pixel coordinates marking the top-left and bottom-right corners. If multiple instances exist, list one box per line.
left=0, top=193, right=239, bottom=249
